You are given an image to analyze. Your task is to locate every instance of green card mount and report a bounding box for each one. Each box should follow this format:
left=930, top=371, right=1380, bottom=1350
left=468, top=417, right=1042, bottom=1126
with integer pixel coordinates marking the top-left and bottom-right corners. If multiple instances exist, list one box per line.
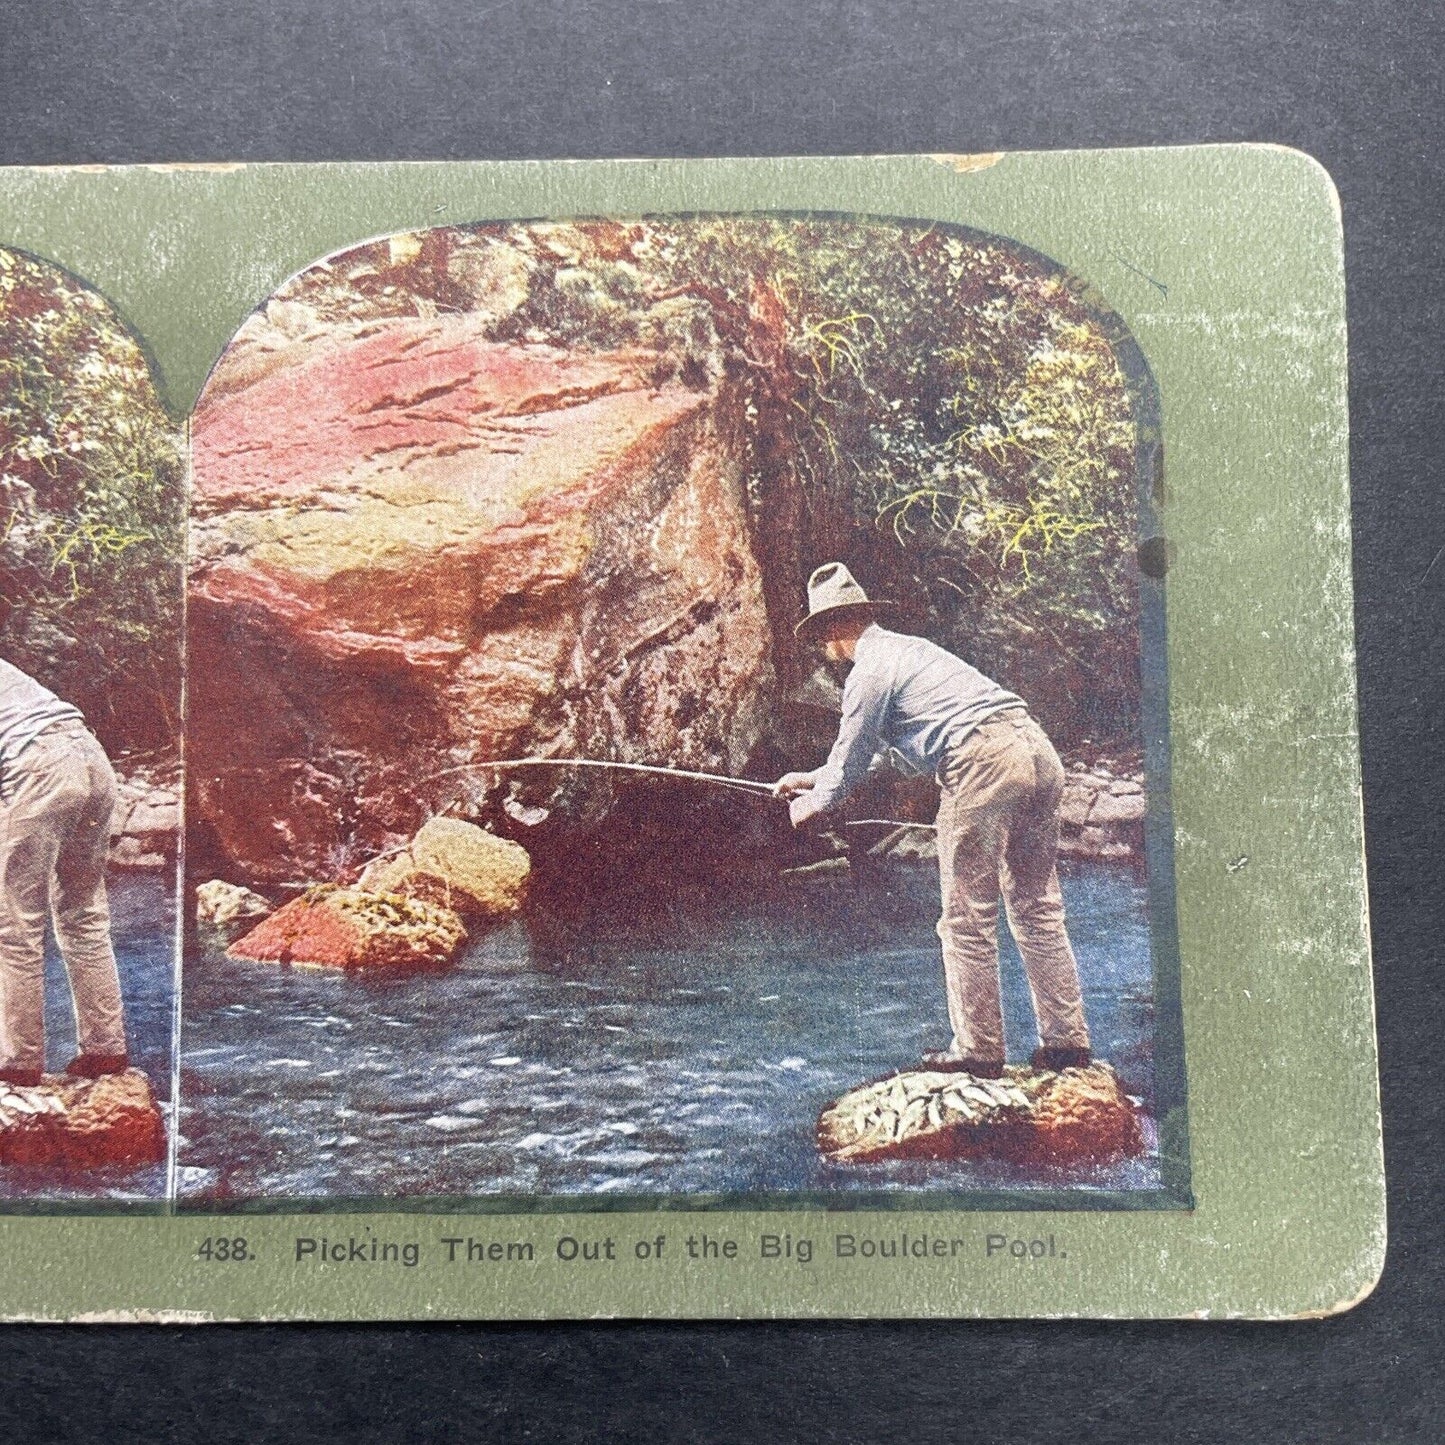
left=0, top=148, right=1380, bottom=1320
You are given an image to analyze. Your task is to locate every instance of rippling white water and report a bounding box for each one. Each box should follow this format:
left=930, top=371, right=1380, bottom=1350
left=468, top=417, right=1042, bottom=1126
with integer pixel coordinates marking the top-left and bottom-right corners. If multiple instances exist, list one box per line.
left=178, top=860, right=1165, bottom=1206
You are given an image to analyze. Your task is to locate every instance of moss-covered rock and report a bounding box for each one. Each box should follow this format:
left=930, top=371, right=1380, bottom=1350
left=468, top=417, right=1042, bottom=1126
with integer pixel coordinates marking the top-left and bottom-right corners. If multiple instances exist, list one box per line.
left=227, top=885, right=466, bottom=970
left=358, top=817, right=530, bottom=920
left=817, top=1061, right=1145, bottom=1167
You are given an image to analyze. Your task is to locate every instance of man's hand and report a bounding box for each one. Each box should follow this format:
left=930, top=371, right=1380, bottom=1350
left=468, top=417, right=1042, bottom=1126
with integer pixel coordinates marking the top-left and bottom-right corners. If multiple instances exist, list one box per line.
left=772, top=771, right=816, bottom=801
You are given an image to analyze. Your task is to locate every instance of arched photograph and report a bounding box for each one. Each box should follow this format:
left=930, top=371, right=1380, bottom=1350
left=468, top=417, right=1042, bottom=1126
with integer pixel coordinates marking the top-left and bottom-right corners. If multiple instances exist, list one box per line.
left=176, top=215, right=1185, bottom=1211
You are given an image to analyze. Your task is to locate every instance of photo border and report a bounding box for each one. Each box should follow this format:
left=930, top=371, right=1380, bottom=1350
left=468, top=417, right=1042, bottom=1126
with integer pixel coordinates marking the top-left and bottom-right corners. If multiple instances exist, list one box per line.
left=171, top=205, right=1191, bottom=1218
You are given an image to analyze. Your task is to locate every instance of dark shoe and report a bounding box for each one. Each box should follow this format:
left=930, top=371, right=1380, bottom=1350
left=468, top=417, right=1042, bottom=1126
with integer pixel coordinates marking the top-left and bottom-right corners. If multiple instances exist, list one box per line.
left=0, top=1066, right=43, bottom=1088
left=1031, top=1045, right=1092, bottom=1072
left=64, top=1052, right=129, bottom=1079
left=921, top=1051, right=1005, bottom=1079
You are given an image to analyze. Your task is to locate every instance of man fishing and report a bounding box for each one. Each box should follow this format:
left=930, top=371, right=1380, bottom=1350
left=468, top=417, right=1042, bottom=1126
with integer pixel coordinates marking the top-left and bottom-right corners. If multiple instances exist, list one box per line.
left=772, top=563, right=1092, bottom=1078
left=0, top=593, right=130, bottom=1087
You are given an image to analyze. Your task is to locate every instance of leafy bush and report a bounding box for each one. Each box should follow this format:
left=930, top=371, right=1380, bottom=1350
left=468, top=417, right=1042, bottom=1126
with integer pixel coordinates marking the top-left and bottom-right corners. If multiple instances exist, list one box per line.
left=498, top=217, right=1148, bottom=743
left=0, top=249, right=184, bottom=754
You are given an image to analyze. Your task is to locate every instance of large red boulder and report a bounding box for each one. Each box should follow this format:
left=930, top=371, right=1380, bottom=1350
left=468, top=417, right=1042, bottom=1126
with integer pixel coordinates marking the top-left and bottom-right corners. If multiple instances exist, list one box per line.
left=188, top=312, right=775, bottom=884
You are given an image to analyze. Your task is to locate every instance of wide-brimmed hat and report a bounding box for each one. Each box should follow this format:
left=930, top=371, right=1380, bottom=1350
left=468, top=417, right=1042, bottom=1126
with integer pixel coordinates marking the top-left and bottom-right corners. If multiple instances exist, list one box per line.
left=793, top=562, right=889, bottom=641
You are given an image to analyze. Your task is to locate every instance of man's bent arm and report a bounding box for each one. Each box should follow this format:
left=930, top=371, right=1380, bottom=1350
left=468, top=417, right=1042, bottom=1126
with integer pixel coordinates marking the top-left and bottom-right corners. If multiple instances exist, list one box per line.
left=789, top=661, right=891, bottom=825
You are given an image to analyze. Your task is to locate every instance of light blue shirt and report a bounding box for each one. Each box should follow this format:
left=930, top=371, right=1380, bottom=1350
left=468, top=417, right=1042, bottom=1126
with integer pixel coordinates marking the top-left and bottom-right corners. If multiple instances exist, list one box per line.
left=0, top=658, right=84, bottom=797
left=790, top=624, right=1023, bottom=824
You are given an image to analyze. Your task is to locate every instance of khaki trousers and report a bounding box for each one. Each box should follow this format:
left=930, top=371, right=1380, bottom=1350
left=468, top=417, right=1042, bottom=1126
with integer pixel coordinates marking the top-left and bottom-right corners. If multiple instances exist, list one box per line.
left=0, top=722, right=127, bottom=1071
left=935, top=711, right=1090, bottom=1060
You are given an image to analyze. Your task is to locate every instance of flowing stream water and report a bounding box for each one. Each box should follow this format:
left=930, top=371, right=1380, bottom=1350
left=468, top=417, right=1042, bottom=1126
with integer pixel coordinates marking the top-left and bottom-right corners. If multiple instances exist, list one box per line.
left=177, top=858, right=1164, bottom=1208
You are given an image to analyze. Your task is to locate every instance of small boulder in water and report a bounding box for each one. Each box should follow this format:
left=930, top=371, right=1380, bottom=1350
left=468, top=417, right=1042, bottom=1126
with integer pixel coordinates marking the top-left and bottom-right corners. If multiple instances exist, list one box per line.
left=195, top=879, right=272, bottom=936
left=358, top=817, right=530, bottom=920
left=228, top=885, right=466, bottom=970
left=817, top=1061, right=1145, bottom=1167
left=0, top=1070, right=165, bottom=1169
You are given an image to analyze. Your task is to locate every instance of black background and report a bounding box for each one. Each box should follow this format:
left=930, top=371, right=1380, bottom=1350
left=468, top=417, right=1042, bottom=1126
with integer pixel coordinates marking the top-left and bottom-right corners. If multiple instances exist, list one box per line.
left=0, top=2, right=1440, bottom=1440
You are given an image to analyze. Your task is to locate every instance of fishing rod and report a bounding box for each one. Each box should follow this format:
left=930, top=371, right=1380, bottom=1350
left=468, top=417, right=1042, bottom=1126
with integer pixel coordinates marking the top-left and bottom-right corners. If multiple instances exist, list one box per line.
left=423, top=757, right=939, bottom=831
left=424, top=756, right=778, bottom=797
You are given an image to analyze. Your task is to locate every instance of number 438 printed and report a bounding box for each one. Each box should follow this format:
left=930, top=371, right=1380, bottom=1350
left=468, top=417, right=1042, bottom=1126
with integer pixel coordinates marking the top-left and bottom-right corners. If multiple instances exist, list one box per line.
left=195, top=1237, right=251, bottom=1262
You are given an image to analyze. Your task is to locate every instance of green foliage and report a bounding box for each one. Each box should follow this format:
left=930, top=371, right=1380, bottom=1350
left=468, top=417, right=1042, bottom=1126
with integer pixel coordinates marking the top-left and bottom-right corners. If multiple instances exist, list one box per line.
left=0, top=249, right=184, bottom=753
left=500, top=217, right=1144, bottom=741
left=880, top=491, right=1105, bottom=576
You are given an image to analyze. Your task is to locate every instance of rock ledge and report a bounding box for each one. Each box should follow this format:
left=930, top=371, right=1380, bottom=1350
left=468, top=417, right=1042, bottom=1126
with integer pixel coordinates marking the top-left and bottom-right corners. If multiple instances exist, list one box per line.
left=818, top=1062, right=1144, bottom=1167
left=108, top=762, right=181, bottom=872
left=0, top=1070, right=166, bottom=1169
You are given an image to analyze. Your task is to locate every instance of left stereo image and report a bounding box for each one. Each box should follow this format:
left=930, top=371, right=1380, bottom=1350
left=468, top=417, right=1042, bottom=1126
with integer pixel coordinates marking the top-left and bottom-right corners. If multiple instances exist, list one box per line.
left=0, top=247, right=179, bottom=1203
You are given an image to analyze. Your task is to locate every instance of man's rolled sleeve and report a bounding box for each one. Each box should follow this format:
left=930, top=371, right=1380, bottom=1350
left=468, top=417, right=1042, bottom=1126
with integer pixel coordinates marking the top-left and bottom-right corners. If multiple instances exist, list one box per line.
left=789, top=661, right=891, bottom=825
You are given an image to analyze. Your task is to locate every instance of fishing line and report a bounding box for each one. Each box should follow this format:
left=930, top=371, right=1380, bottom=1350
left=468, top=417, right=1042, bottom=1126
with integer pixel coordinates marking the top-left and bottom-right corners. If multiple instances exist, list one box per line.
left=843, top=819, right=938, bottom=832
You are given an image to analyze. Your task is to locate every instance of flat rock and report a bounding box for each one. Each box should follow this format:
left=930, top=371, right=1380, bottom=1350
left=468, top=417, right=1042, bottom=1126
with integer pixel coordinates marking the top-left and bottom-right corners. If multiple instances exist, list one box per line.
left=817, top=1062, right=1145, bottom=1167
left=0, top=1070, right=165, bottom=1169
left=358, top=817, right=530, bottom=920
left=107, top=837, right=168, bottom=871
left=1058, top=784, right=1095, bottom=827
left=227, top=885, right=466, bottom=970
left=124, top=797, right=181, bottom=835
left=108, top=762, right=183, bottom=872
